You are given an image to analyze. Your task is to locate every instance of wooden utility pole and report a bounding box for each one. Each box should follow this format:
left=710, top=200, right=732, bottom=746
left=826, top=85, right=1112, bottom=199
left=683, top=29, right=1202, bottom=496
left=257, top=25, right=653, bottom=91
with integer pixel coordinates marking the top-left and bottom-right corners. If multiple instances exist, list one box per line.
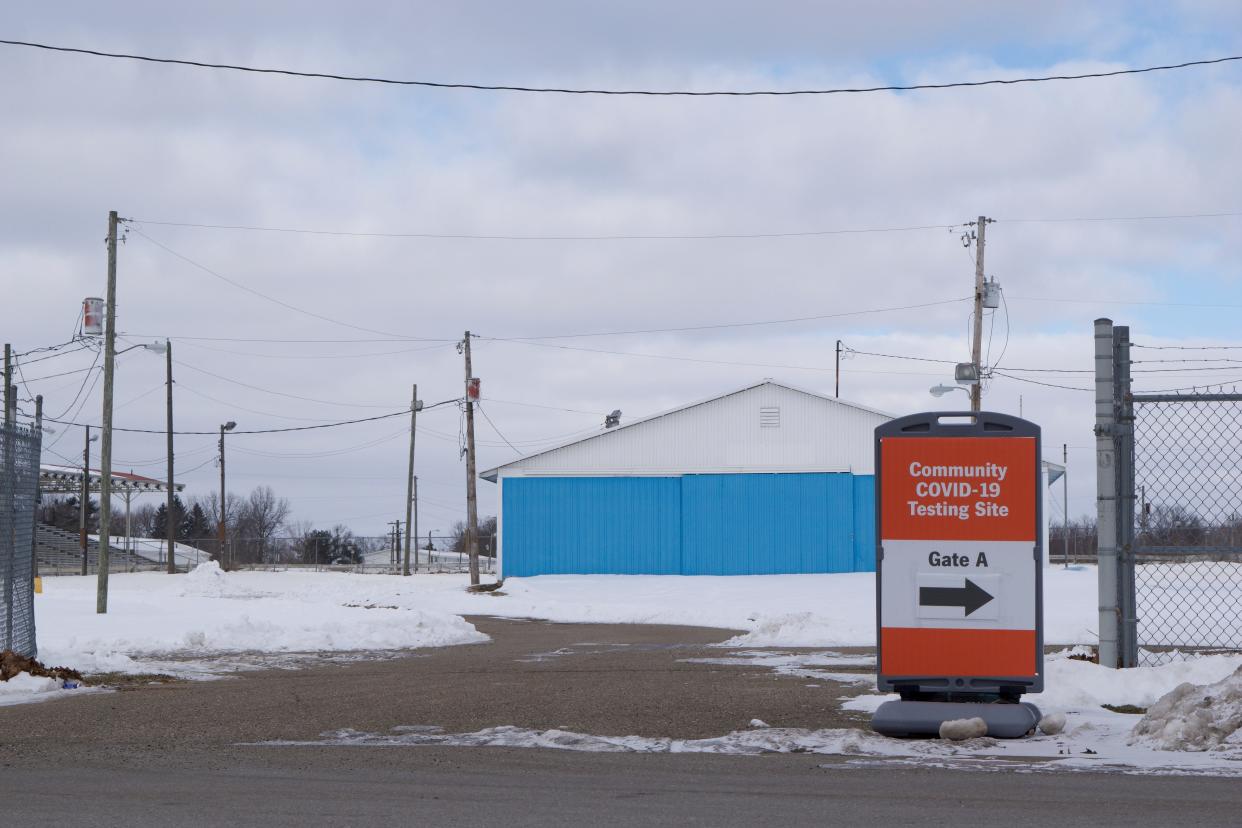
left=403, top=383, right=419, bottom=576
left=969, top=216, right=990, bottom=413
left=388, top=520, right=402, bottom=566
left=31, top=395, right=42, bottom=580
left=80, top=425, right=90, bottom=575
left=218, top=424, right=228, bottom=568
left=97, top=210, right=119, bottom=613
left=835, top=340, right=842, bottom=398
left=1063, top=442, right=1069, bottom=569
left=463, top=331, right=480, bottom=585
left=165, top=338, right=176, bottom=574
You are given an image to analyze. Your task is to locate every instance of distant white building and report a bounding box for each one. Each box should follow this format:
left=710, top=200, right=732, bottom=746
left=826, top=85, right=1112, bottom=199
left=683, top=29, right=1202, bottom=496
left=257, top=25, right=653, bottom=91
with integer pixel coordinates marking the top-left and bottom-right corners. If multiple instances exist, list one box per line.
left=482, top=380, right=891, bottom=578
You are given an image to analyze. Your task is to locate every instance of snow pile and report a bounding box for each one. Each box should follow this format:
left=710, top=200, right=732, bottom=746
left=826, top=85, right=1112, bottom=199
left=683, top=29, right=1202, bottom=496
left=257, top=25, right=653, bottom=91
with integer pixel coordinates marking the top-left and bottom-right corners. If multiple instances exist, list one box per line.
left=35, top=571, right=489, bottom=678
left=939, top=718, right=988, bottom=741
left=1031, top=650, right=1242, bottom=711
left=721, top=613, right=853, bottom=647
left=0, top=672, right=103, bottom=707
left=1130, top=665, right=1242, bottom=752
left=180, top=561, right=240, bottom=597
left=1038, top=712, right=1066, bottom=735
left=269, top=723, right=928, bottom=757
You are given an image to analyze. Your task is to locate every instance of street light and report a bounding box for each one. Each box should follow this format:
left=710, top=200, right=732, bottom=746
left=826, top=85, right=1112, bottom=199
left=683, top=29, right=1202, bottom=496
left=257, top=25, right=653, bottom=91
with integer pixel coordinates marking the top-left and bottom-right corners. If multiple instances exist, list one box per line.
left=80, top=428, right=100, bottom=575
left=117, top=341, right=168, bottom=356
left=98, top=337, right=170, bottom=611
left=219, top=421, right=236, bottom=569
left=930, top=384, right=971, bottom=399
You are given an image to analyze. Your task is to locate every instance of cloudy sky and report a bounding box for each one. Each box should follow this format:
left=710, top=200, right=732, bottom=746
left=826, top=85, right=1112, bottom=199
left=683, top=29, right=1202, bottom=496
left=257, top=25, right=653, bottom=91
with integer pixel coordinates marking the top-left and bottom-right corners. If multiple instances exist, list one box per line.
left=4, top=2, right=1241, bottom=538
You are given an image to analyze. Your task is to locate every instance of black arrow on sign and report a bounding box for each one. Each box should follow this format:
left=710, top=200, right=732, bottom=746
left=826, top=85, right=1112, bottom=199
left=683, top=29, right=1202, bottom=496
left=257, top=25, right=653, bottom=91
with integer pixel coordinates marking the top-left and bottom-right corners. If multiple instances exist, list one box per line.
left=919, top=579, right=994, bottom=616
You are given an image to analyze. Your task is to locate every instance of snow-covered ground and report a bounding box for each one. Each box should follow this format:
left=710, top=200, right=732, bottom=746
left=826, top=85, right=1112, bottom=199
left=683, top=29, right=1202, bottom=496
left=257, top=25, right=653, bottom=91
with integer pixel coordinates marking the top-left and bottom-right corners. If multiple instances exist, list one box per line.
left=25, top=564, right=1097, bottom=681
left=9, top=564, right=1242, bottom=775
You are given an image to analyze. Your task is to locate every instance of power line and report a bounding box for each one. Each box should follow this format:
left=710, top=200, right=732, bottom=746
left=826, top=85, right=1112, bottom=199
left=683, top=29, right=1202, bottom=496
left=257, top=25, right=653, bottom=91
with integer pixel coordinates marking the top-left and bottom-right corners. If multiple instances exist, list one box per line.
left=119, top=208, right=1242, bottom=246
left=175, top=383, right=374, bottom=423
left=41, top=397, right=461, bottom=436
left=4, top=39, right=1239, bottom=96
left=991, top=371, right=1093, bottom=392
left=475, top=403, right=521, bottom=455
left=171, top=356, right=398, bottom=409
left=43, top=407, right=415, bottom=436
left=1005, top=210, right=1242, bottom=224
left=484, top=398, right=605, bottom=416
left=172, top=338, right=453, bottom=360
left=20, top=364, right=98, bottom=383
left=492, top=297, right=969, bottom=340
left=1011, top=295, right=1242, bottom=310
left=130, top=217, right=959, bottom=241
left=125, top=224, right=447, bottom=341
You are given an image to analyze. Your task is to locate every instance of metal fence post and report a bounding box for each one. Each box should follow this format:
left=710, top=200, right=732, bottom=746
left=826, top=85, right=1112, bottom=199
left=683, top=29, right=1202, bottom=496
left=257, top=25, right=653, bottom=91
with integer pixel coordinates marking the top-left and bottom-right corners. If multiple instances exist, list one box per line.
left=1114, top=325, right=1139, bottom=667
left=1094, top=318, right=1122, bottom=667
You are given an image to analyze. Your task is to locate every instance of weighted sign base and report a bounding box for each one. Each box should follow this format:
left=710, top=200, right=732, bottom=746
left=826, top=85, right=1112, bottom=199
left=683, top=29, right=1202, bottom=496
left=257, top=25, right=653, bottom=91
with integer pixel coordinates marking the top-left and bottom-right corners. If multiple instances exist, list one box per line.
left=870, top=700, right=1042, bottom=739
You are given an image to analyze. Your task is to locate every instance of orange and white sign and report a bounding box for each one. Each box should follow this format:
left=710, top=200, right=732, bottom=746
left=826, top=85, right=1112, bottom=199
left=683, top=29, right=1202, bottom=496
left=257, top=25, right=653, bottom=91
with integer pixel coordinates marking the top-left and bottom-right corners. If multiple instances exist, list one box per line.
left=876, top=425, right=1042, bottom=687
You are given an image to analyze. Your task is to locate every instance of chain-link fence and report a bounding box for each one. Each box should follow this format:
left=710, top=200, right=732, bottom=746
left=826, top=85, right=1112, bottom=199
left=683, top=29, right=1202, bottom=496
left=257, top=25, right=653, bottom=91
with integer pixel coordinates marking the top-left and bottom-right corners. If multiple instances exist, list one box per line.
left=1132, top=395, right=1242, bottom=664
left=2, top=420, right=42, bottom=657
left=38, top=533, right=499, bottom=576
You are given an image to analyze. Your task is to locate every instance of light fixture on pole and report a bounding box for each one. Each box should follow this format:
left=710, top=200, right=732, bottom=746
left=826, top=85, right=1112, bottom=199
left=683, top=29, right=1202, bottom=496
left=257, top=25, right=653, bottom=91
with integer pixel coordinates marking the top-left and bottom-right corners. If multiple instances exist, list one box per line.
left=930, top=384, right=971, bottom=399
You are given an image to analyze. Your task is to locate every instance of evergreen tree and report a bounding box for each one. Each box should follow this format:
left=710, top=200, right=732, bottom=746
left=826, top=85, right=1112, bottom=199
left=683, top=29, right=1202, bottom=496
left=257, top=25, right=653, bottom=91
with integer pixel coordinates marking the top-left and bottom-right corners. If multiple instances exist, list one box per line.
left=183, top=502, right=210, bottom=541
left=152, top=495, right=188, bottom=540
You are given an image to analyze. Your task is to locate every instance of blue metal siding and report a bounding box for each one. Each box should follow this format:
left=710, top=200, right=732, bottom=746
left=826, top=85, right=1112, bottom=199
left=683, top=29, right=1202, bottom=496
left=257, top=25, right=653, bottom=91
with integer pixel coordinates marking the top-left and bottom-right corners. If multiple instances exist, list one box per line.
left=502, top=472, right=876, bottom=576
left=501, top=477, right=681, bottom=576
left=851, top=475, right=877, bottom=571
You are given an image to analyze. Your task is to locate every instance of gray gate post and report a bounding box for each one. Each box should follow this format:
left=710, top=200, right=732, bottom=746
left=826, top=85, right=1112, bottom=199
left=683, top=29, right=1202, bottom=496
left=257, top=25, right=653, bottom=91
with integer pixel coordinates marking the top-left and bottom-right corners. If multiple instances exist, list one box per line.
left=1094, top=318, right=1121, bottom=668
left=1114, top=325, right=1138, bottom=667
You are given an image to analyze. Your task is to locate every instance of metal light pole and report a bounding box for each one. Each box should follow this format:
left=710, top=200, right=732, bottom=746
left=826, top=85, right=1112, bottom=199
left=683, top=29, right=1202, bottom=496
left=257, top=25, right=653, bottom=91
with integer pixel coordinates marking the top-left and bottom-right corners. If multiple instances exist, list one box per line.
left=80, top=426, right=98, bottom=575
left=218, top=421, right=236, bottom=568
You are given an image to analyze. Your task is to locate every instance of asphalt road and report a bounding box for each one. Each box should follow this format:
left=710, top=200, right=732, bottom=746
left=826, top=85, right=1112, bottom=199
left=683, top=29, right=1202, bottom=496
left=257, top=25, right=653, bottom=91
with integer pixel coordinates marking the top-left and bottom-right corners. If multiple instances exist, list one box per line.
left=3, top=617, right=1240, bottom=826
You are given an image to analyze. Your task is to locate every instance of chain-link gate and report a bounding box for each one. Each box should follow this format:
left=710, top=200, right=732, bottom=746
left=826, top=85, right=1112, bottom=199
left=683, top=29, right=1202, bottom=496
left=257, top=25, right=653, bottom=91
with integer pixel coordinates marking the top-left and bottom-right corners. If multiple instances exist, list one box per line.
left=1131, top=394, right=1242, bottom=664
left=1, top=419, right=42, bottom=657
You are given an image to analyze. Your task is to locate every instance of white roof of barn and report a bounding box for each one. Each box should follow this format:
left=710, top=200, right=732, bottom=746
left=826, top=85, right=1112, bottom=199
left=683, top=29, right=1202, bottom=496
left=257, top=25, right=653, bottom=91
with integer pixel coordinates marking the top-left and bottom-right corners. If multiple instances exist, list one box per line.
left=481, top=380, right=891, bottom=481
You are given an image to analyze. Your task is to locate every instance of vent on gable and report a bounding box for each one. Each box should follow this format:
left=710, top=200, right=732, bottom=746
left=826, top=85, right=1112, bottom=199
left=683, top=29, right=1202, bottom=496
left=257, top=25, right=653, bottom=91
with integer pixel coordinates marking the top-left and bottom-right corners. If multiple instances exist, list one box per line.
left=759, top=406, right=781, bottom=428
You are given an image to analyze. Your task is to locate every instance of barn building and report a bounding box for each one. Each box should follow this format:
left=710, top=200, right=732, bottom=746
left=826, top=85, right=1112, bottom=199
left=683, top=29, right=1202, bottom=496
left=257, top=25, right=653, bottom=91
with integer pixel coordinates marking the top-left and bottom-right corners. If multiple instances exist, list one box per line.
left=481, top=381, right=891, bottom=578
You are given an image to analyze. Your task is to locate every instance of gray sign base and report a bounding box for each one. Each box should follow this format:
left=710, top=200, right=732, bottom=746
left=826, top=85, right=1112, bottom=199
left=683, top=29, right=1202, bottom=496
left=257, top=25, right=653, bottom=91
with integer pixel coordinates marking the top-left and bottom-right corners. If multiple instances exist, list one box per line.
left=871, top=700, right=1042, bottom=739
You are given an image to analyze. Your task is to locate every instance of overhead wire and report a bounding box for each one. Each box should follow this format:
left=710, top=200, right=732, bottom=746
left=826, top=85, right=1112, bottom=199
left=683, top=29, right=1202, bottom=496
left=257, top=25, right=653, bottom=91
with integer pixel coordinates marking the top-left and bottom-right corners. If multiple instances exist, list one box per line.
left=125, top=223, right=451, bottom=341
left=4, top=39, right=1239, bottom=96
left=475, top=402, right=521, bottom=455
left=491, top=297, right=969, bottom=340
left=171, top=356, right=398, bottom=409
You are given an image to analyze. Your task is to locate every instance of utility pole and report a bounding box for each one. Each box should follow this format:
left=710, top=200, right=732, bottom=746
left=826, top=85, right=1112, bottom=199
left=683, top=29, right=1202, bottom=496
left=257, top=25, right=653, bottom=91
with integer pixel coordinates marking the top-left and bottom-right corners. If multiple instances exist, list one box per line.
left=403, top=384, right=420, bottom=576
left=97, top=210, right=119, bottom=613
left=165, top=339, right=177, bottom=573
left=388, top=520, right=402, bottom=567
left=80, top=425, right=91, bottom=575
left=1062, top=442, right=1069, bottom=569
left=969, top=216, right=990, bottom=413
left=462, top=331, right=480, bottom=586
left=835, top=340, right=842, bottom=399
left=218, top=421, right=235, bottom=568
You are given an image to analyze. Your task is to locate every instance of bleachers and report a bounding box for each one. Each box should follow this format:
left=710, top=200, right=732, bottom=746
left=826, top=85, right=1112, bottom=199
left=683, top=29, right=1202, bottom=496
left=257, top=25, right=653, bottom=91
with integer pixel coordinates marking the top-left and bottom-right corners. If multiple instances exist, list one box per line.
left=35, top=523, right=163, bottom=575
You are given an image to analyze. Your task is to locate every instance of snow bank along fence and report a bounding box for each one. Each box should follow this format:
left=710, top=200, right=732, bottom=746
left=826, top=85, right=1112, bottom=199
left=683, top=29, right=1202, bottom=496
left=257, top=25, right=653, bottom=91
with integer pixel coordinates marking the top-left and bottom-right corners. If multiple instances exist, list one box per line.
left=1096, top=319, right=1242, bottom=667
left=1, top=420, right=41, bottom=657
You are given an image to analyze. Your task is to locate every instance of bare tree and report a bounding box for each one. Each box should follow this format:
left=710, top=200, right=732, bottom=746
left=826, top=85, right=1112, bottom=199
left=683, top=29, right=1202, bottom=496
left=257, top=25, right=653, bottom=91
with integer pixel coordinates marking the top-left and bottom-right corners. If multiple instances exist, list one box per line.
left=234, top=486, right=291, bottom=564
